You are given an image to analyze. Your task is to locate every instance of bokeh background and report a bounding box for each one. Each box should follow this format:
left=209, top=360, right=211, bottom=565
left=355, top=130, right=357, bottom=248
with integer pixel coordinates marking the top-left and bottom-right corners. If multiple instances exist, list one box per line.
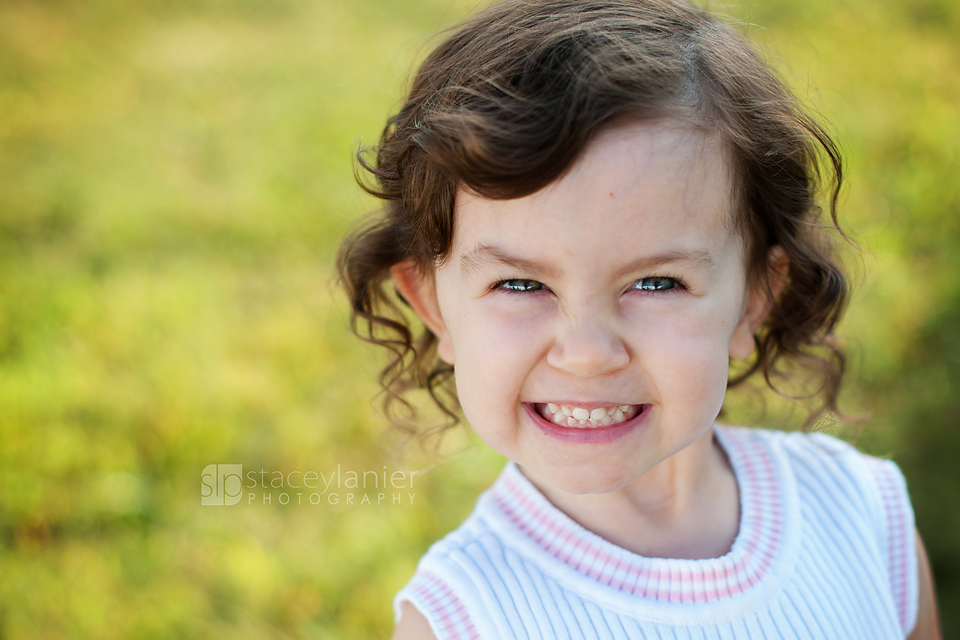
left=0, top=0, right=957, bottom=637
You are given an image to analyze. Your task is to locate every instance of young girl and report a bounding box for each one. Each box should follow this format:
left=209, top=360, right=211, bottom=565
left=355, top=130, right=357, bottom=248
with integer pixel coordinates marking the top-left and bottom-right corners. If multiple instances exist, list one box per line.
left=338, top=0, right=941, bottom=637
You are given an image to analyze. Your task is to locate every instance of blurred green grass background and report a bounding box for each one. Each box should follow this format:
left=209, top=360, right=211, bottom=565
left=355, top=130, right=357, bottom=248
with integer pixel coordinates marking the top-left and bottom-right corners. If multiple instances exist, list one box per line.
left=0, top=0, right=957, bottom=637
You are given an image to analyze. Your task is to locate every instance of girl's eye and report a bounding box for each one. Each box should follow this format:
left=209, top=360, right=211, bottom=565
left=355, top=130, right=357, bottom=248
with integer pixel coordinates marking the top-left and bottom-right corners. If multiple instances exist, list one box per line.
left=493, top=277, right=683, bottom=295
left=495, top=279, right=544, bottom=293
left=633, top=277, right=681, bottom=292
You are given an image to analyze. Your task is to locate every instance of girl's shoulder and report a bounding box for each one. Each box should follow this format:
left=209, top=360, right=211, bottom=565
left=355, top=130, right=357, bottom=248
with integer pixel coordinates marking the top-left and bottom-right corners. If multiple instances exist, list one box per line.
left=735, top=425, right=909, bottom=495
left=720, top=424, right=913, bottom=534
left=389, top=504, right=496, bottom=638
left=719, top=425, right=919, bottom=634
left=720, top=423, right=906, bottom=478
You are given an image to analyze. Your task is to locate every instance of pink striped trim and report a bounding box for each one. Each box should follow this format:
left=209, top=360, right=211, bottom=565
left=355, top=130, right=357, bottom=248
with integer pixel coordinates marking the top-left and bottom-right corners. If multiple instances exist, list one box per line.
left=409, top=571, right=480, bottom=640
left=489, top=427, right=783, bottom=603
left=866, top=459, right=913, bottom=633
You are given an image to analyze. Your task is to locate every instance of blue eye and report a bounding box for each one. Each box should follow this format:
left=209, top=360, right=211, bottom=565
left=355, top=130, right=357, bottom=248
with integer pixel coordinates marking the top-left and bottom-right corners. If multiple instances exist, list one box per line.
left=495, top=279, right=544, bottom=293
left=634, top=277, right=680, bottom=292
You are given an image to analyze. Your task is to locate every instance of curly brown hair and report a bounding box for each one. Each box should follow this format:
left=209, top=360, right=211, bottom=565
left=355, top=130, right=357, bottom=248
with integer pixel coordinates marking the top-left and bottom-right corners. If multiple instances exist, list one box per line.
left=337, top=0, right=849, bottom=457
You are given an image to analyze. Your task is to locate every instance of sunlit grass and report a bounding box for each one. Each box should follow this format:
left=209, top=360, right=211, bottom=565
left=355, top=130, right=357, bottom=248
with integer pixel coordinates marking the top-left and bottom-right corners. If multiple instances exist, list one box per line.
left=0, top=0, right=957, bottom=636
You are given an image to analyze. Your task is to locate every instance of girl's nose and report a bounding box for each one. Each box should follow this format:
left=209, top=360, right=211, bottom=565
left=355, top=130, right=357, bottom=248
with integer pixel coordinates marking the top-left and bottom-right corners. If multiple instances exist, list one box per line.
left=546, top=318, right=630, bottom=378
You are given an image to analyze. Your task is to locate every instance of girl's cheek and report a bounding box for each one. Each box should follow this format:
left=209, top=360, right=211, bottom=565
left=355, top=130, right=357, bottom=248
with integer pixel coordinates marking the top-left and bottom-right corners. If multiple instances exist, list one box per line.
left=471, top=298, right=554, bottom=337
left=629, top=308, right=735, bottom=374
left=483, top=295, right=555, bottom=319
left=455, top=304, right=547, bottom=360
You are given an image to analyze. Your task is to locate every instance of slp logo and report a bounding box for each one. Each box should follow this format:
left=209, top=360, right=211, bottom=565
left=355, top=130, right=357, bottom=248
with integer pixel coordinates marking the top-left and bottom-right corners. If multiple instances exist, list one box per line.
left=201, top=464, right=243, bottom=505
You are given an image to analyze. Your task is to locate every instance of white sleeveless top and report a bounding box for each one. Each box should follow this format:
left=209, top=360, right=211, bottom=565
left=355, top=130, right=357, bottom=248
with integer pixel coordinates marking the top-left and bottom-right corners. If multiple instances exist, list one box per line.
left=394, top=426, right=918, bottom=639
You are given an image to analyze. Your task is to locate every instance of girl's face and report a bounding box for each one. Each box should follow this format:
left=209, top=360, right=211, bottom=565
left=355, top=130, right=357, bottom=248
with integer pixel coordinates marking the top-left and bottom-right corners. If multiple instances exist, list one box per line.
left=396, top=120, right=778, bottom=495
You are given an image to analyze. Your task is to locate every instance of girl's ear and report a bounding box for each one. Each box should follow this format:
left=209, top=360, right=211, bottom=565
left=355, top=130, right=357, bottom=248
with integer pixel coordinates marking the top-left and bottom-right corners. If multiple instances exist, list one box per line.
left=390, top=260, right=455, bottom=364
left=729, top=245, right=789, bottom=360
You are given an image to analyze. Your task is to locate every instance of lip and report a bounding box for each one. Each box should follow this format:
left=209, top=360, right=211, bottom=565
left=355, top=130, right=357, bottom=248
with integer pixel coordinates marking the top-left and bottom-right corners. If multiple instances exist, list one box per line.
left=523, top=402, right=649, bottom=444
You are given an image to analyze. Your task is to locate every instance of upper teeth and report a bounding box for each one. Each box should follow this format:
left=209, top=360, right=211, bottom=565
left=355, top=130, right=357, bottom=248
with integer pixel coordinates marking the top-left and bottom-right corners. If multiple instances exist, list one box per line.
left=541, top=403, right=637, bottom=429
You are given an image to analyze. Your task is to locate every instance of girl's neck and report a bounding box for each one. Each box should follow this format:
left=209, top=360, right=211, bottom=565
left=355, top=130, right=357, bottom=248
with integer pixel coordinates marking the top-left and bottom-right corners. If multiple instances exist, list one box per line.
left=517, top=424, right=740, bottom=560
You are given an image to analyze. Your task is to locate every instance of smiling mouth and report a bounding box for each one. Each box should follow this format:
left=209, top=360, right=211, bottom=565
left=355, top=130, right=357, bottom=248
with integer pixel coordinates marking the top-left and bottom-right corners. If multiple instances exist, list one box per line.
left=534, top=402, right=642, bottom=429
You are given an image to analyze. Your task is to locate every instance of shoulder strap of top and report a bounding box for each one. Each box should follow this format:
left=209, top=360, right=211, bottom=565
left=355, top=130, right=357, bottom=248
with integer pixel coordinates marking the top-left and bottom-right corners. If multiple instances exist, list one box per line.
left=857, top=452, right=919, bottom=636
left=800, top=432, right=919, bottom=636
left=393, top=570, right=480, bottom=640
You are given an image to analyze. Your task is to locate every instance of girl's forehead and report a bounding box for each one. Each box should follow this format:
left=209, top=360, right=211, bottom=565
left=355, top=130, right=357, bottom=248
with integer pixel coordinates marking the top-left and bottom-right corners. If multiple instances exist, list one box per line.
left=452, top=120, right=739, bottom=257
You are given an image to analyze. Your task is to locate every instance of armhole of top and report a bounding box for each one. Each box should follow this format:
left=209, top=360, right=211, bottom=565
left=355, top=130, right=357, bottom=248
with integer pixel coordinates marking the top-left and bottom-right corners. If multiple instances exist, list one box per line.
left=858, top=454, right=919, bottom=636
left=393, top=571, right=480, bottom=640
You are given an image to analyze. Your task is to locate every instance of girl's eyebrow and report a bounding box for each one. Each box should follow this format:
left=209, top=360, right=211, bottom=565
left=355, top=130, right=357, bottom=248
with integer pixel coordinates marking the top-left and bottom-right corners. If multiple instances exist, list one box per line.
left=460, top=243, right=716, bottom=280
left=460, top=244, right=561, bottom=279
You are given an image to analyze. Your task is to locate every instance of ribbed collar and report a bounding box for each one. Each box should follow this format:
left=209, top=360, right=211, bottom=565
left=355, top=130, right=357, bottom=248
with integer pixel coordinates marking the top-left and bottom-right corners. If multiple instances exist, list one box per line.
left=479, top=426, right=795, bottom=611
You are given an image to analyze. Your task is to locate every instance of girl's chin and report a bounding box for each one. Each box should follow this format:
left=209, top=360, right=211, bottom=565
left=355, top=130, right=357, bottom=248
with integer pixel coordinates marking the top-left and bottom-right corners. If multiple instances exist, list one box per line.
left=516, top=460, right=643, bottom=496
